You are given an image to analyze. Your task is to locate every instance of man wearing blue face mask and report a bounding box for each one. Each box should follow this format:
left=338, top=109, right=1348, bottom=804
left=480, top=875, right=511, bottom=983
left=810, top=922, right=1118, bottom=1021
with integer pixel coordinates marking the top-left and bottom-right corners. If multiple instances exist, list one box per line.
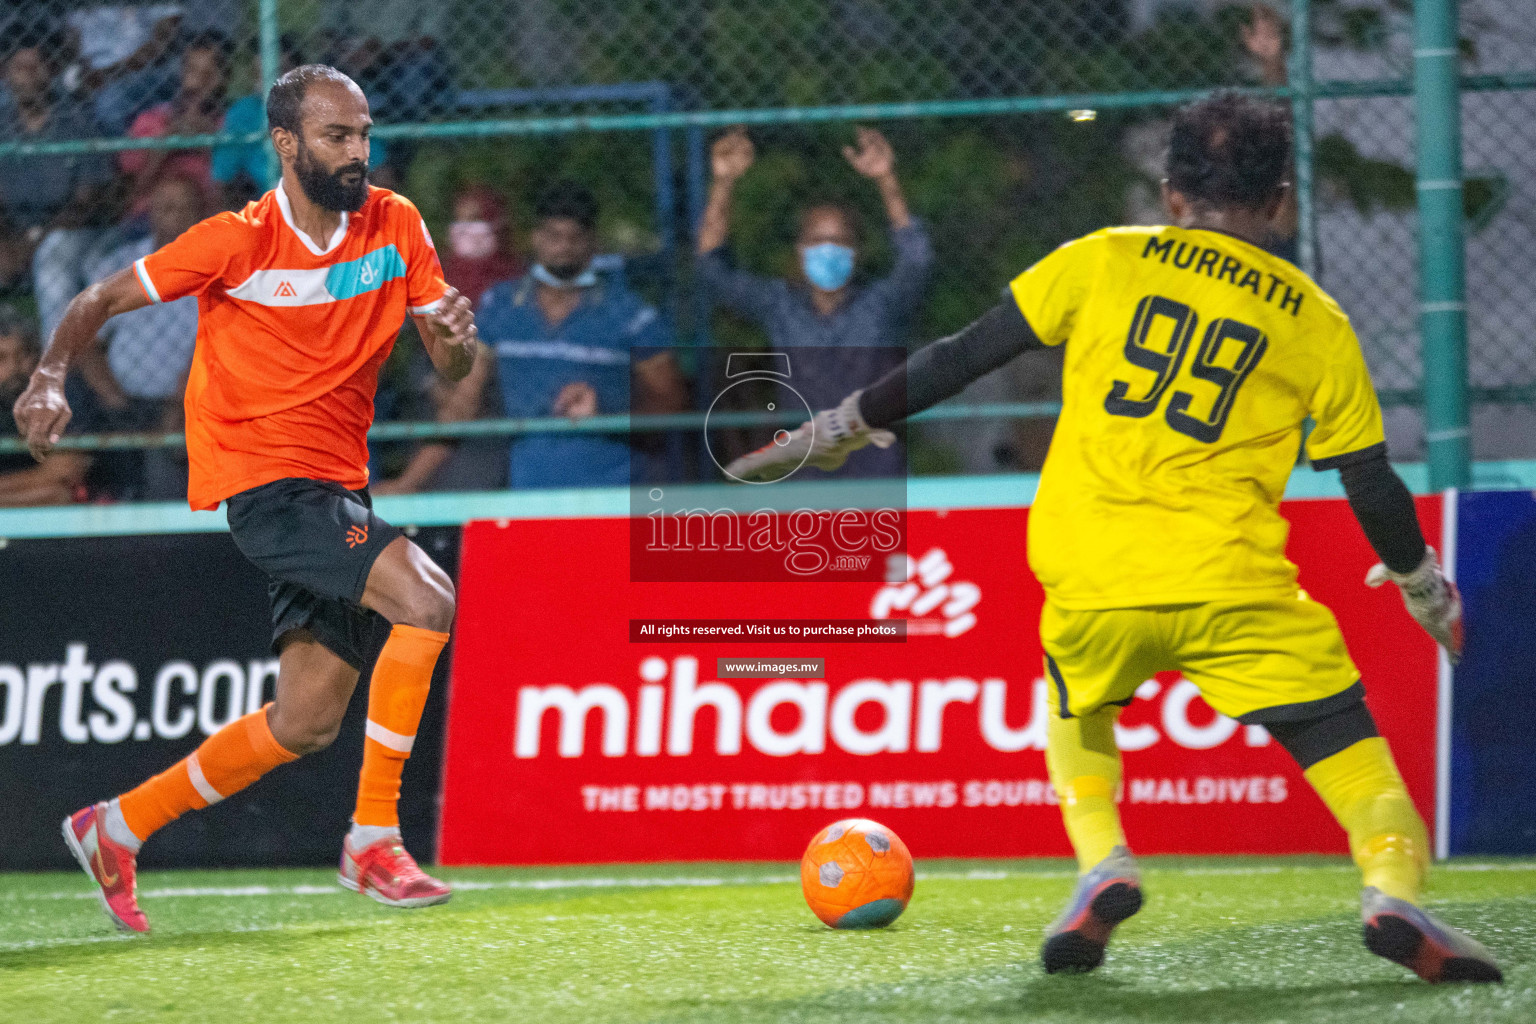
left=696, top=126, right=934, bottom=476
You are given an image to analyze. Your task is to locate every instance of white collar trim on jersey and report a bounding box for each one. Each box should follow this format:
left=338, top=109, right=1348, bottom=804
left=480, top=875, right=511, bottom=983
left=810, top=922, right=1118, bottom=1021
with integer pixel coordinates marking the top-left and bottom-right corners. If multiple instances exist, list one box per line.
left=274, top=181, right=349, bottom=256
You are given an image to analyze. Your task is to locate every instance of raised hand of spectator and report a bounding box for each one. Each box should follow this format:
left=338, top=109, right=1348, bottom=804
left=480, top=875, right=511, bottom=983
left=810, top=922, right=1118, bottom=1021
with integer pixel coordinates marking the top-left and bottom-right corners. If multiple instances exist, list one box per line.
left=699, top=129, right=756, bottom=252
left=842, top=127, right=897, bottom=181
left=844, top=127, right=913, bottom=230
left=552, top=381, right=598, bottom=420
left=711, top=128, right=756, bottom=183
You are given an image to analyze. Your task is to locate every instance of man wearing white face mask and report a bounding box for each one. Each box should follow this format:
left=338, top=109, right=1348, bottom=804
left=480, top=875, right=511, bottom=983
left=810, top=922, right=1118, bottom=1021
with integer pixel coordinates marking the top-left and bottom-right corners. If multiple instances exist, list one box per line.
left=696, top=126, right=933, bottom=476
left=441, top=185, right=522, bottom=306
left=475, top=180, right=684, bottom=488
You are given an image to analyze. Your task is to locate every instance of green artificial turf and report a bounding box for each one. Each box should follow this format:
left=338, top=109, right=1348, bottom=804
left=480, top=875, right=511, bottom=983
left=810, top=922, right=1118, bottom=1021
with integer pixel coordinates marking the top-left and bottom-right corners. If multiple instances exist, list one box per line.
left=2, top=858, right=1534, bottom=1023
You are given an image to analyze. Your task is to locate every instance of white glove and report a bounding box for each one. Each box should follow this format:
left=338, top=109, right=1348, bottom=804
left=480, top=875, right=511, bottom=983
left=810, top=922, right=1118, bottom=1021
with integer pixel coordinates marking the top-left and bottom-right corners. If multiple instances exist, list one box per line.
left=1365, top=547, right=1464, bottom=663
left=723, top=391, right=896, bottom=482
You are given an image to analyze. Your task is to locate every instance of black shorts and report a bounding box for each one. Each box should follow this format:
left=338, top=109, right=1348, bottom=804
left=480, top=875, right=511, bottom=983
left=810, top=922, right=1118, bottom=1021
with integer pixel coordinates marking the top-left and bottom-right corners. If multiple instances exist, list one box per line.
left=225, top=478, right=402, bottom=671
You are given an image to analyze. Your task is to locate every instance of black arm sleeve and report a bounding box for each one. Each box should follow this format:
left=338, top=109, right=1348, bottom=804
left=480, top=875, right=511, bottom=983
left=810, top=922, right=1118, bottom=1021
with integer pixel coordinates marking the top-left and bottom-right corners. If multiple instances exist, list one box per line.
left=857, top=297, right=1045, bottom=429
left=1338, top=450, right=1427, bottom=574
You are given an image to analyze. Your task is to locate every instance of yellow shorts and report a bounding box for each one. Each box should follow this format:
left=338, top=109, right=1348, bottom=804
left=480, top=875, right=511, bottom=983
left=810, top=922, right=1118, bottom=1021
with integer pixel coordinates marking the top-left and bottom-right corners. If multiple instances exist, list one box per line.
left=1039, top=594, right=1362, bottom=723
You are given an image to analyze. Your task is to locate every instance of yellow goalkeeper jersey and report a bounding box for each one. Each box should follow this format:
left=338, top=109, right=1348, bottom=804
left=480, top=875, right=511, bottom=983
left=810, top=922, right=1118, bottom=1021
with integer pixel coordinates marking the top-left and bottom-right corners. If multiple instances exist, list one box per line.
left=1011, top=225, right=1385, bottom=610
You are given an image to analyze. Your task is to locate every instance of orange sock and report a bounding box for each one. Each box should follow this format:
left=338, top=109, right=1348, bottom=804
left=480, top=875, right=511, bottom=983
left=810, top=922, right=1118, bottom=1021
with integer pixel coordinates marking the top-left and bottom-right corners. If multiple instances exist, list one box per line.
left=118, top=705, right=299, bottom=842
left=354, top=624, right=449, bottom=827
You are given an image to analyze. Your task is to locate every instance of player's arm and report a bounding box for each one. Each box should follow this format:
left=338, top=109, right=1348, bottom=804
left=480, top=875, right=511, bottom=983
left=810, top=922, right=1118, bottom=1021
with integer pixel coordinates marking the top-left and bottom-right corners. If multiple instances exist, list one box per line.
left=723, top=235, right=1086, bottom=480
left=1336, top=449, right=1462, bottom=661
left=724, top=297, right=1045, bottom=479
left=1309, top=322, right=1461, bottom=660
left=411, top=286, right=479, bottom=383
left=11, top=268, right=151, bottom=461
left=858, top=298, right=1044, bottom=428
left=1335, top=450, right=1426, bottom=574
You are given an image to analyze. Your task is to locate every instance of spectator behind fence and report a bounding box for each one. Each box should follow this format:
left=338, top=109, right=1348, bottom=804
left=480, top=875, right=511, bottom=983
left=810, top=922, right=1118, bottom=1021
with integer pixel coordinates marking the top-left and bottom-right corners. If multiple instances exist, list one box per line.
left=697, top=126, right=933, bottom=475
left=1239, top=3, right=1302, bottom=264
left=370, top=344, right=508, bottom=496
left=77, top=174, right=205, bottom=500
left=65, top=5, right=183, bottom=135
left=443, top=185, right=524, bottom=305
left=0, top=31, right=117, bottom=341
left=318, top=0, right=452, bottom=123
left=477, top=181, right=685, bottom=489
left=0, top=307, right=90, bottom=505
left=370, top=184, right=525, bottom=495
left=119, top=32, right=231, bottom=219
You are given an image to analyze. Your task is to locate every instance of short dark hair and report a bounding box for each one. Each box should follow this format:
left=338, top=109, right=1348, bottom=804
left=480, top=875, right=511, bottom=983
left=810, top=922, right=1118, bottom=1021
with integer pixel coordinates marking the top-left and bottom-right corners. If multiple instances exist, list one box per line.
left=266, top=64, right=356, bottom=135
left=185, top=30, right=236, bottom=67
left=534, top=180, right=599, bottom=231
left=1166, top=92, right=1292, bottom=210
left=0, top=17, right=65, bottom=72
left=0, top=305, right=40, bottom=357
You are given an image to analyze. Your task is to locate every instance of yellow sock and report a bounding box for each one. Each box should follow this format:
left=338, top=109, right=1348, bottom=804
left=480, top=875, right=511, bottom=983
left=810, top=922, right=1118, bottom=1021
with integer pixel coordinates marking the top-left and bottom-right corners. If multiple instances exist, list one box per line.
left=1046, top=705, right=1126, bottom=873
left=1303, top=737, right=1428, bottom=903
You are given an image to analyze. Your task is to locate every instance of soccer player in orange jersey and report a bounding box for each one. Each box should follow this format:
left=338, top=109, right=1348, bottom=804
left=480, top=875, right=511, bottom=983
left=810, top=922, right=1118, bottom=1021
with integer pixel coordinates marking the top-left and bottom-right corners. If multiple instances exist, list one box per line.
left=12, top=66, right=477, bottom=932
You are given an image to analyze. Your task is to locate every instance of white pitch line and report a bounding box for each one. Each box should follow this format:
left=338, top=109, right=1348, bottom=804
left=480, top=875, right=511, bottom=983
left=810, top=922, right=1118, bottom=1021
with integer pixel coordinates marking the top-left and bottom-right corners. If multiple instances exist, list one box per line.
left=0, top=932, right=139, bottom=952
left=0, top=917, right=396, bottom=953
left=9, top=871, right=1055, bottom=902
left=7, top=875, right=796, bottom=902
left=6, top=862, right=1535, bottom=904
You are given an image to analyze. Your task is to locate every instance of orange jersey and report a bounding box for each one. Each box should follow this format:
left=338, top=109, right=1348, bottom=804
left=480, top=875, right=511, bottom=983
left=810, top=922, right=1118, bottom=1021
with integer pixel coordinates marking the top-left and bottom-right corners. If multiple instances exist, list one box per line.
left=133, top=185, right=447, bottom=510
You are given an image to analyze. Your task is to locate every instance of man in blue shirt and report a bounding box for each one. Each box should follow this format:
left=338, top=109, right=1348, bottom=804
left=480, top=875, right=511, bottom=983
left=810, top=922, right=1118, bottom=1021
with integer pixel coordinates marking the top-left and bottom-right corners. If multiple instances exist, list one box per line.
left=695, top=127, right=933, bottom=477
left=478, top=181, right=683, bottom=488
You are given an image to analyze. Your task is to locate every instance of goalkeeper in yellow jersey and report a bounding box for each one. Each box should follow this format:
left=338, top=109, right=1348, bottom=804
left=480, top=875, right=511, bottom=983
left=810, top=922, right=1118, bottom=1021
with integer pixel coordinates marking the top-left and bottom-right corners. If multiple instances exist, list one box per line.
left=726, top=92, right=1499, bottom=984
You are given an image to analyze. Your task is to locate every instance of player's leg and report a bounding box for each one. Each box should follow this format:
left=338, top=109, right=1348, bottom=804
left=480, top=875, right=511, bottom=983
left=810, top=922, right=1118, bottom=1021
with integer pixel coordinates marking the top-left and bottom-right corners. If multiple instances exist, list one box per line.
left=1178, top=597, right=1500, bottom=983
left=325, top=535, right=454, bottom=907
left=1266, top=703, right=1500, bottom=982
left=1047, top=701, right=1126, bottom=874
left=265, top=630, right=364, bottom=754
left=1038, top=603, right=1162, bottom=974
left=222, top=478, right=453, bottom=906
left=1042, top=700, right=1144, bottom=974
left=63, top=631, right=352, bottom=933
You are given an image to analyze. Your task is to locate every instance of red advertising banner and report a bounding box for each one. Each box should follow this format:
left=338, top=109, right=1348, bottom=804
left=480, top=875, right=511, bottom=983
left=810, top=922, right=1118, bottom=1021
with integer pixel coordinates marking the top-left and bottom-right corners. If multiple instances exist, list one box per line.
left=439, top=497, right=1441, bottom=865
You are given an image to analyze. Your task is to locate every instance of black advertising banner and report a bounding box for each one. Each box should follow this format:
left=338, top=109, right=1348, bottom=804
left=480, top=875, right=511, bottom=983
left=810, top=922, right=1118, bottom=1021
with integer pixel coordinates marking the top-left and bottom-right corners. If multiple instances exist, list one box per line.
left=0, top=526, right=459, bottom=871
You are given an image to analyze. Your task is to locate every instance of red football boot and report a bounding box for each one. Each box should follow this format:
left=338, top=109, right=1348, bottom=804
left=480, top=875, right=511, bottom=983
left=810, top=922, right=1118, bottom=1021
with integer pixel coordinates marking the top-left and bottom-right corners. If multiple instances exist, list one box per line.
left=62, top=802, right=149, bottom=934
left=338, top=835, right=452, bottom=908
left=1362, top=887, right=1502, bottom=983
left=1041, top=846, right=1144, bottom=974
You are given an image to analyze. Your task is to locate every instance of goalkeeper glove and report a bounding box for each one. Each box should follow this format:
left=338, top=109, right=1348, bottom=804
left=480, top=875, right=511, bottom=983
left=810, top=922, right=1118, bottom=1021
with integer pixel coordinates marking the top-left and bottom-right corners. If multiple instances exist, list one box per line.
left=724, top=390, right=896, bottom=482
left=1365, top=547, right=1464, bottom=663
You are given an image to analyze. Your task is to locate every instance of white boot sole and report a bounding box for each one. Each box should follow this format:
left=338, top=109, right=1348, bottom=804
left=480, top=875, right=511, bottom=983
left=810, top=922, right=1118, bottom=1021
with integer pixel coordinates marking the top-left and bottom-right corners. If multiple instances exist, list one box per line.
left=337, top=871, right=452, bottom=908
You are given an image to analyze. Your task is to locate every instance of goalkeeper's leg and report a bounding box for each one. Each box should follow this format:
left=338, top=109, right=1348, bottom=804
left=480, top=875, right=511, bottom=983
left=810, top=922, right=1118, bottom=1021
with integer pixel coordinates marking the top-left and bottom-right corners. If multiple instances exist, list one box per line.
left=1041, top=698, right=1143, bottom=974
left=1268, top=700, right=1501, bottom=983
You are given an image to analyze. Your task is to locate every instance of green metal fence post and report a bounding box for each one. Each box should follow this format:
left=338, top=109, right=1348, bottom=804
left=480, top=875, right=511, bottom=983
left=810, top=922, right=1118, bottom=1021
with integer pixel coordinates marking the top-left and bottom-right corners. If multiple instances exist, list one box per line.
left=259, top=0, right=281, bottom=186
left=1416, top=0, right=1470, bottom=490
left=1288, top=0, right=1316, bottom=278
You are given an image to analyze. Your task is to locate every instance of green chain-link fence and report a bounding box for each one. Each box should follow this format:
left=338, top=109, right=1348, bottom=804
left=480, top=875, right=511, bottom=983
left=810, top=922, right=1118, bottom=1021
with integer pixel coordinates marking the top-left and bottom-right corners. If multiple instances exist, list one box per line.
left=0, top=0, right=1530, bottom=499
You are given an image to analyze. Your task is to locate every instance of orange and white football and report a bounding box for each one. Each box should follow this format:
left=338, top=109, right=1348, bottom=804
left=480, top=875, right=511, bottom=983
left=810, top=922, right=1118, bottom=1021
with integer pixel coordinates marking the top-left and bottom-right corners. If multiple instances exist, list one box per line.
left=799, top=818, right=914, bottom=929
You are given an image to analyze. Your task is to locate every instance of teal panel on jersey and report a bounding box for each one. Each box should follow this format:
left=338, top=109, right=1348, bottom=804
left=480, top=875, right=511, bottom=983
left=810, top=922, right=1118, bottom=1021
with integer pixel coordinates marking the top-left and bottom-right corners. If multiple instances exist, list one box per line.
left=325, top=244, right=407, bottom=301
